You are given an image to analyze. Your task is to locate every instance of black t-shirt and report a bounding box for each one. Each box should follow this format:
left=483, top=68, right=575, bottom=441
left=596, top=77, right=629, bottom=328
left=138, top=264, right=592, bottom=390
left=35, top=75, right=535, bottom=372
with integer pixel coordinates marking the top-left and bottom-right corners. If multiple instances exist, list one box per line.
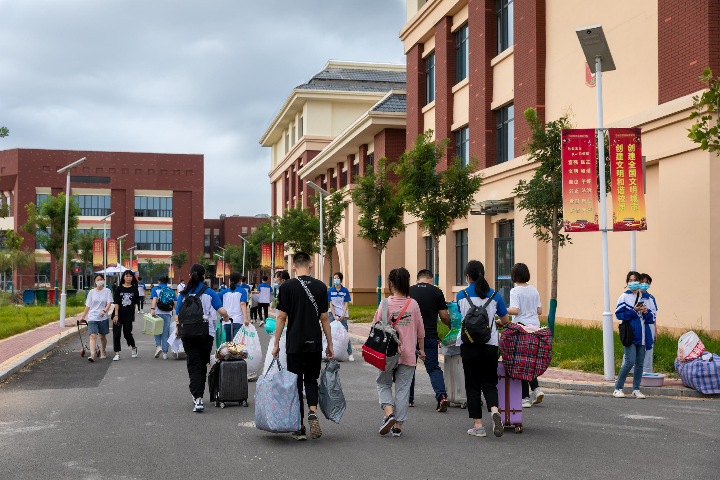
left=409, top=283, right=448, bottom=339
left=277, top=276, right=329, bottom=354
left=113, top=284, right=138, bottom=322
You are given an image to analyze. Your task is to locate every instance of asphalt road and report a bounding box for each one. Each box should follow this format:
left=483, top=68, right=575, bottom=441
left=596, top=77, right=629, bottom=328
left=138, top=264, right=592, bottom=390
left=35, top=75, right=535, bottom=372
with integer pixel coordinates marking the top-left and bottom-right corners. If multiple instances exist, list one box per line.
left=1, top=311, right=718, bottom=479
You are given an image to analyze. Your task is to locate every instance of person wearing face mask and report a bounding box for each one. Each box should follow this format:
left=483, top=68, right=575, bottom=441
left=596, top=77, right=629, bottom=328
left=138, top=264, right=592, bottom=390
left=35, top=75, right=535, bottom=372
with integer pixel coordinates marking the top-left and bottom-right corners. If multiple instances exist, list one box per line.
left=79, top=274, right=114, bottom=362
left=328, top=272, right=354, bottom=361
left=613, top=271, right=655, bottom=399
left=639, top=273, right=657, bottom=373
left=112, top=269, right=139, bottom=361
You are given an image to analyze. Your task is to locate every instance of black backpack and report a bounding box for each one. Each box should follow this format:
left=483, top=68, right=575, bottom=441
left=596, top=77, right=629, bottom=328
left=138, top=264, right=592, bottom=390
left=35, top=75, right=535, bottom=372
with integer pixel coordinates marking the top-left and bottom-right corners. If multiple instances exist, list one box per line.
left=461, top=289, right=497, bottom=344
left=177, top=285, right=209, bottom=340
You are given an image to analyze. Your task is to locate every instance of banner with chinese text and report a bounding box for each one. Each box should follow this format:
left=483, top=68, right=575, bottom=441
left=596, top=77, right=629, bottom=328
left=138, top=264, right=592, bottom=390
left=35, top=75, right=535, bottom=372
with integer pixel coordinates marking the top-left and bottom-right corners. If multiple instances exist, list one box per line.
left=216, top=260, right=225, bottom=277
left=92, top=238, right=103, bottom=266
left=123, top=259, right=131, bottom=270
left=261, top=244, right=272, bottom=268
left=169, top=265, right=175, bottom=279
left=132, top=259, right=138, bottom=272
left=274, top=243, right=284, bottom=269
left=561, top=129, right=599, bottom=232
left=107, top=239, right=118, bottom=265
left=610, top=128, right=647, bottom=231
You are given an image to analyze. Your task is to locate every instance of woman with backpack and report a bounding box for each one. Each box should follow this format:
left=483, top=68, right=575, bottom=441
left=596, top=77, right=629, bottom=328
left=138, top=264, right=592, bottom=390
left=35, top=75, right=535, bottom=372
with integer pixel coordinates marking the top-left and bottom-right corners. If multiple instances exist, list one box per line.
left=112, top=269, right=139, bottom=361
left=219, top=272, right=250, bottom=341
left=372, top=267, right=425, bottom=438
left=456, top=260, right=510, bottom=438
left=151, top=275, right=177, bottom=360
left=176, top=264, right=231, bottom=412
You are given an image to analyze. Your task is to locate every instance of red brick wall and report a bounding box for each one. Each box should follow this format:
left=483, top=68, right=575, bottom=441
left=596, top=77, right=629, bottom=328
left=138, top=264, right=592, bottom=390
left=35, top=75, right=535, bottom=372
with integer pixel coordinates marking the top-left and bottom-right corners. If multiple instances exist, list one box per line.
left=347, top=154, right=356, bottom=184
left=359, top=144, right=370, bottom=176
left=301, top=150, right=319, bottom=210
left=435, top=16, right=456, bottom=171
left=659, top=0, right=720, bottom=104
left=374, top=128, right=406, bottom=183
left=272, top=181, right=277, bottom=217
left=406, top=43, right=426, bottom=150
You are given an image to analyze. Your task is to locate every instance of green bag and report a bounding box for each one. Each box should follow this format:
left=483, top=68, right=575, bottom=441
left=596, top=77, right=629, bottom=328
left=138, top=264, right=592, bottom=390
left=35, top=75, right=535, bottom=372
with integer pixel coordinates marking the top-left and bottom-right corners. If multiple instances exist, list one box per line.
left=441, top=302, right=463, bottom=347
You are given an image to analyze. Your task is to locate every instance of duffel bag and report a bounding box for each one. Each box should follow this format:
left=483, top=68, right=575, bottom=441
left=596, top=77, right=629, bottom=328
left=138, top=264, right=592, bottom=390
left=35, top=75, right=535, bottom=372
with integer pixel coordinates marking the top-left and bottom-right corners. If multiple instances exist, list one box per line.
left=675, top=353, right=720, bottom=395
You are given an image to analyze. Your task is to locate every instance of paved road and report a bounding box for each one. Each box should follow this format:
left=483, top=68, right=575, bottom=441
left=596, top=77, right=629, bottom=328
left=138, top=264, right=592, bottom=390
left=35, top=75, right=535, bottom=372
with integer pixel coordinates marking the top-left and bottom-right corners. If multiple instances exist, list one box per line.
left=1, top=311, right=718, bottom=479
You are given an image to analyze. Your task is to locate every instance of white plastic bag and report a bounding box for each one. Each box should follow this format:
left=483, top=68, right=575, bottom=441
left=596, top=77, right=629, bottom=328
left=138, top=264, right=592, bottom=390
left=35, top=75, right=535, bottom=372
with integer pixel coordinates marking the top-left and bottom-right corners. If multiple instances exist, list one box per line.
left=677, top=331, right=705, bottom=362
left=234, top=324, right=263, bottom=381
left=167, top=322, right=185, bottom=358
left=263, top=328, right=287, bottom=376
left=323, top=320, right=350, bottom=362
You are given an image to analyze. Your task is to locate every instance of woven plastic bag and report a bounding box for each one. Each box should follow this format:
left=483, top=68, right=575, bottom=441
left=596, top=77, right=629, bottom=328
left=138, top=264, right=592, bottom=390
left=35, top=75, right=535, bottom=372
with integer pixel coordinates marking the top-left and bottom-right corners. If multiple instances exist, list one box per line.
left=234, top=324, right=263, bottom=381
left=677, top=331, right=705, bottom=362
left=255, top=358, right=301, bottom=433
left=319, top=360, right=346, bottom=424
left=323, top=320, right=349, bottom=362
left=263, top=328, right=287, bottom=376
left=442, top=302, right=463, bottom=347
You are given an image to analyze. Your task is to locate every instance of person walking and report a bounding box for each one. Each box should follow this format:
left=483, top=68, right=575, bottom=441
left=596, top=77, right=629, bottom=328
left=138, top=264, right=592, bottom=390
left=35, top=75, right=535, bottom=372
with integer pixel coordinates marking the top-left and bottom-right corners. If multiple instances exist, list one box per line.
left=506, top=263, right=545, bottom=408
left=328, top=272, right=354, bottom=362
left=457, top=260, right=510, bottom=438
left=176, top=264, right=231, bottom=412
left=250, top=289, right=260, bottom=324
left=219, top=272, right=250, bottom=340
left=273, top=252, right=334, bottom=441
left=112, top=269, right=139, bottom=361
left=257, top=275, right=272, bottom=324
left=408, top=269, right=450, bottom=412
left=137, top=277, right=147, bottom=313
left=150, top=275, right=176, bottom=359
left=240, top=276, right=251, bottom=297
left=613, top=271, right=655, bottom=399
left=177, top=279, right=186, bottom=294
left=373, top=267, right=425, bottom=438
left=80, top=273, right=113, bottom=362
left=640, top=273, right=657, bottom=373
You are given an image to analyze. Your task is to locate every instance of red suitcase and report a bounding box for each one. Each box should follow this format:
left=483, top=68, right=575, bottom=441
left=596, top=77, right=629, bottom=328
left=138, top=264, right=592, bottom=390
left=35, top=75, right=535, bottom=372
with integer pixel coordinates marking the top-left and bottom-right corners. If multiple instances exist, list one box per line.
left=497, top=360, right=523, bottom=433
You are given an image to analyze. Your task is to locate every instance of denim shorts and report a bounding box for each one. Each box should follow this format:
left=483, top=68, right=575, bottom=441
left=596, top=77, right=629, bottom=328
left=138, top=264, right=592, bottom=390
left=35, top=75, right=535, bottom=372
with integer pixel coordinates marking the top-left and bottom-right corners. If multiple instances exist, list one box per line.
left=88, top=319, right=110, bottom=335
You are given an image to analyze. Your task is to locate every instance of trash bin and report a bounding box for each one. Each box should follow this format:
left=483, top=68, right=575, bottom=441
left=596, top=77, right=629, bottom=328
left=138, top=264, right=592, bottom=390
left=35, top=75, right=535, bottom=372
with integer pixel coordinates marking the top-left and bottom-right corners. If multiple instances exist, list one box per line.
left=48, top=289, right=55, bottom=305
left=23, top=289, right=36, bottom=304
left=35, top=288, right=48, bottom=304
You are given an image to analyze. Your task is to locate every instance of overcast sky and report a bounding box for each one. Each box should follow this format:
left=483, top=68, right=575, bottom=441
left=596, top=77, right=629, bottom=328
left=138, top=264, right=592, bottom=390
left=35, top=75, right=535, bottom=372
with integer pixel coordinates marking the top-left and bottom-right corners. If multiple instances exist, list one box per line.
left=0, top=0, right=406, bottom=218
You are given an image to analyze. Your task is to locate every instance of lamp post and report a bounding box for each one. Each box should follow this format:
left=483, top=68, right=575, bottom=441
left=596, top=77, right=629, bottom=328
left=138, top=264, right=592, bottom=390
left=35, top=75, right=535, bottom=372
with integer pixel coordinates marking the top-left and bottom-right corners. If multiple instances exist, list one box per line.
left=117, top=234, right=127, bottom=270
left=99, top=212, right=115, bottom=282
left=239, top=235, right=250, bottom=281
left=306, top=181, right=330, bottom=285
left=577, top=25, right=617, bottom=381
left=57, top=157, right=86, bottom=327
left=127, top=246, right=136, bottom=274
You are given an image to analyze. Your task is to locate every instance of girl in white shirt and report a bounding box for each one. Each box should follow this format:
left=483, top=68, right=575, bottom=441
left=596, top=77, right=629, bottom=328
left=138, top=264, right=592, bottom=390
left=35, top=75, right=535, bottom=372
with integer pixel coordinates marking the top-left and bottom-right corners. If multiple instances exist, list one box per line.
left=220, top=272, right=250, bottom=341
left=80, top=274, right=114, bottom=362
left=507, top=263, right=545, bottom=408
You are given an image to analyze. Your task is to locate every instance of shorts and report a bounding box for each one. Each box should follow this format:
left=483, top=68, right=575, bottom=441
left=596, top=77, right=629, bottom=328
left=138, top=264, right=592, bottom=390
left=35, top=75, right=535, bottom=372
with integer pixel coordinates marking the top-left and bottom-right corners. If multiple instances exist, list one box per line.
left=88, top=319, right=110, bottom=335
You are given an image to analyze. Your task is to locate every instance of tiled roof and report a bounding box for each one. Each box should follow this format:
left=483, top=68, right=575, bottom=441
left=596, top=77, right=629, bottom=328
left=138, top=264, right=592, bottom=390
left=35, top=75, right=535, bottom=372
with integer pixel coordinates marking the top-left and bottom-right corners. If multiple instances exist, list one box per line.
left=311, top=68, right=406, bottom=84
left=371, top=94, right=407, bottom=113
left=294, top=83, right=395, bottom=93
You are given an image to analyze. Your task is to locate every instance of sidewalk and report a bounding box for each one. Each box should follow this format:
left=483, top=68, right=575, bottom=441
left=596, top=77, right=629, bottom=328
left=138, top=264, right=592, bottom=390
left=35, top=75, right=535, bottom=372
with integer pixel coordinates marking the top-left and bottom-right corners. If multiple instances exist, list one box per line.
left=0, top=314, right=84, bottom=382
left=346, top=322, right=715, bottom=399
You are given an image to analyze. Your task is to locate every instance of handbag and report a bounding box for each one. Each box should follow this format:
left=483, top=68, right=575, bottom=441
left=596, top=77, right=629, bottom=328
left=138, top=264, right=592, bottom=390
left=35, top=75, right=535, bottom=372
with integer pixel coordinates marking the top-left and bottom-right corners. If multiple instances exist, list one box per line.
left=361, top=298, right=411, bottom=371
left=255, top=358, right=301, bottom=433
left=619, top=292, right=641, bottom=347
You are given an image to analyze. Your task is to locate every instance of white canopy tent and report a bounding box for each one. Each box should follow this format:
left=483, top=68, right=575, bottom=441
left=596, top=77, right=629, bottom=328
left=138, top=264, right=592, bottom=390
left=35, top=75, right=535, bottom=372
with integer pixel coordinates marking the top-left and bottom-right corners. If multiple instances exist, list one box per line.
left=94, top=263, right=137, bottom=275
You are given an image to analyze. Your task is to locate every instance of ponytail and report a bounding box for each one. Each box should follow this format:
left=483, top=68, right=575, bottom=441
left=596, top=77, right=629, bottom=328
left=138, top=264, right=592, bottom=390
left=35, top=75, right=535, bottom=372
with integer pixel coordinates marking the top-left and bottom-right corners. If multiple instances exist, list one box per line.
left=230, top=271, right=241, bottom=291
left=464, top=260, right=490, bottom=298
left=183, top=264, right=206, bottom=296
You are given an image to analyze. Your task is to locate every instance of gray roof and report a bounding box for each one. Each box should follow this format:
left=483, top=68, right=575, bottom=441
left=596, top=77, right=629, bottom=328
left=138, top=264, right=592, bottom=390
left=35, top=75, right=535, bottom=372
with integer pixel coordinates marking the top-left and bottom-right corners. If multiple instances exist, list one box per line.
left=312, top=68, right=406, bottom=84
left=295, top=83, right=396, bottom=93
left=371, top=93, right=407, bottom=113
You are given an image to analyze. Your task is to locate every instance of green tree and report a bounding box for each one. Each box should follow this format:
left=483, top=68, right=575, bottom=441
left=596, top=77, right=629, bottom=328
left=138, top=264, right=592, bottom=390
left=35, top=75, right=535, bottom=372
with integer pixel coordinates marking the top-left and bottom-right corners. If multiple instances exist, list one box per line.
left=276, top=204, right=320, bottom=256
left=171, top=249, right=189, bottom=279
left=0, top=126, right=8, bottom=138
left=688, top=67, right=720, bottom=154
left=195, top=254, right=211, bottom=272
left=144, top=258, right=165, bottom=285
left=73, top=228, right=97, bottom=289
left=352, top=157, right=406, bottom=305
left=396, top=131, right=483, bottom=285
left=311, top=189, right=350, bottom=284
left=22, top=194, right=81, bottom=290
left=11, top=249, right=35, bottom=291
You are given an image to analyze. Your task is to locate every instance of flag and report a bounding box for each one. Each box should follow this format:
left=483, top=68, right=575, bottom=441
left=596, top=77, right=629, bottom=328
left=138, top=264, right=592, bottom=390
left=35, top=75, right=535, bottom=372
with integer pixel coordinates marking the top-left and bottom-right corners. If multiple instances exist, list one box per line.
left=107, top=239, right=118, bottom=265
left=274, top=243, right=284, bottom=269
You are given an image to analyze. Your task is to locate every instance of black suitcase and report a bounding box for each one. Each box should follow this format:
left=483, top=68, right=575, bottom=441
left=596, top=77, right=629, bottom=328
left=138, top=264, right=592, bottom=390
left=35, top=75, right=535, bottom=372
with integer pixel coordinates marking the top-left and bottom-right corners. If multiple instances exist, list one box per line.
left=212, top=359, right=249, bottom=408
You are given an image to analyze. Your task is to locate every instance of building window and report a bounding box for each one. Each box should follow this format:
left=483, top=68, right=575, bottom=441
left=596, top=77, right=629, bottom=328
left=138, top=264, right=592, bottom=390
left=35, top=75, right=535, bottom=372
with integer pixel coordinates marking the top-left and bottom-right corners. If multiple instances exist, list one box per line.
left=298, top=117, right=303, bottom=139
left=77, top=195, right=111, bottom=217
left=213, top=229, right=220, bottom=253
left=35, top=228, right=47, bottom=250
left=35, top=194, right=49, bottom=207
left=134, top=196, right=172, bottom=217
left=496, top=104, right=514, bottom=164
left=456, top=23, right=469, bottom=83
left=134, top=230, right=172, bottom=251
left=354, top=162, right=359, bottom=182
left=204, top=229, right=211, bottom=255
left=368, top=153, right=375, bottom=170
left=341, top=170, right=347, bottom=187
left=285, top=132, right=289, bottom=153
left=70, top=176, right=111, bottom=184
left=455, top=126, right=469, bottom=166
left=425, top=52, right=435, bottom=104
left=455, top=229, right=469, bottom=286
left=35, top=262, right=50, bottom=286
left=496, top=0, right=514, bottom=55
left=425, top=236, right=434, bottom=273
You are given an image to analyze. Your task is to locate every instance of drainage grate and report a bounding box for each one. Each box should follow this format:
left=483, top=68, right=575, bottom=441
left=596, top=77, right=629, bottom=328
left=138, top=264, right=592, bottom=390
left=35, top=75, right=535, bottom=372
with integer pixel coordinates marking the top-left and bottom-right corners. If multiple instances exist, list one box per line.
left=55, top=349, right=78, bottom=354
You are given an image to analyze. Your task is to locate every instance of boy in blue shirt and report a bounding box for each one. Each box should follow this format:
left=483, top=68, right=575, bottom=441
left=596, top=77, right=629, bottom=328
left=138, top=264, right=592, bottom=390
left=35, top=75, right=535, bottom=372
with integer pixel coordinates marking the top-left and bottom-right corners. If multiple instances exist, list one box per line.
left=328, top=272, right=353, bottom=361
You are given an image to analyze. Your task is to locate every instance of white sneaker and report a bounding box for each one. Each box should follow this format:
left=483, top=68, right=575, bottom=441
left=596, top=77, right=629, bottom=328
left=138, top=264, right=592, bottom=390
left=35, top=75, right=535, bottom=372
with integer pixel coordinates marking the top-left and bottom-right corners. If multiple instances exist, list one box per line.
left=154, top=346, right=162, bottom=358
left=162, top=353, right=167, bottom=360
left=522, top=397, right=532, bottom=408
left=532, top=388, right=545, bottom=405
left=258, top=321, right=265, bottom=327
left=193, top=398, right=204, bottom=412
left=100, top=351, right=107, bottom=359
left=348, top=354, right=355, bottom=362
left=132, top=347, right=138, bottom=358
left=631, top=390, right=646, bottom=399
left=113, top=354, right=120, bottom=361
left=613, top=389, right=625, bottom=398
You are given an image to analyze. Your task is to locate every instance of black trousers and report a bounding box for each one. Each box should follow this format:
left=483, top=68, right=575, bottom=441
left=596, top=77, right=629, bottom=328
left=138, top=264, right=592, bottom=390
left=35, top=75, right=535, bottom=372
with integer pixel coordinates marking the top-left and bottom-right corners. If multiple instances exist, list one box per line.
left=522, top=378, right=540, bottom=398
left=137, top=296, right=145, bottom=311
left=250, top=307, right=258, bottom=320
left=287, top=351, right=322, bottom=423
left=112, top=318, right=136, bottom=352
left=184, top=335, right=213, bottom=399
left=460, top=342, right=499, bottom=419
left=259, top=303, right=269, bottom=320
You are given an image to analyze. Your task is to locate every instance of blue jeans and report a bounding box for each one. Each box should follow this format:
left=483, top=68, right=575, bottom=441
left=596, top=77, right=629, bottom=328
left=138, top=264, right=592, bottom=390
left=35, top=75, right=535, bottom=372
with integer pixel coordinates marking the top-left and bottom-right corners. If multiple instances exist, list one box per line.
left=339, top=317, right=352, bottom=355
left=153, top=314, right=172, bottom=353
left=615, top=344, right=646, bottom=390
left=409, top=338, right=447, bottom=402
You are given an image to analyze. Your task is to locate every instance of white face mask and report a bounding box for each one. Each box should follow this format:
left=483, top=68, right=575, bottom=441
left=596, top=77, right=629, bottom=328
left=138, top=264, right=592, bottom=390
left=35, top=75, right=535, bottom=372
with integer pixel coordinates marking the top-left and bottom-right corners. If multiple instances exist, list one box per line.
left=96, top=280, right=105, bottom=287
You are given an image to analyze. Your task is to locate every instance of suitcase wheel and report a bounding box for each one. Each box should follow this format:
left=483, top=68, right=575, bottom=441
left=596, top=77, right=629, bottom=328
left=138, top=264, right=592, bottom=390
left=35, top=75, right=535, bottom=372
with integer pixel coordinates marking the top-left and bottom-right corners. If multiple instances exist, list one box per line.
left=515, top=426, right=523, bottom=434
left=242, top=400, right=249, bottom=407
left=219, top=402, right=226, bottom=409
left=461, top=402, right=467, bottom=409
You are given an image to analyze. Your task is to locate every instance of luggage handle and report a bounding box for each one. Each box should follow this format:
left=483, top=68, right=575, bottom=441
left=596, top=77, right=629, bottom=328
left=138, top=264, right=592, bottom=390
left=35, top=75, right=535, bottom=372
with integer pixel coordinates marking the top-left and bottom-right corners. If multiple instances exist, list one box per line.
left=265, top=357, right=283, bottom=376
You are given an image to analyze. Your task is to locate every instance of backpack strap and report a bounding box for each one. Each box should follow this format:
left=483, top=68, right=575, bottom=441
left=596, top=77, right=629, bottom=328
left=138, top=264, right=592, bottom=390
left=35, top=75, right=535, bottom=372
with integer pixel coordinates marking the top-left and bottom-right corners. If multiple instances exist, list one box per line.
left=482, top=290, right=497, bottom=309
left=194, top=285, right=209, bottom=297
left=381, top=298, right=388, bottom=325
left=390, top=299, right=412, bottom=328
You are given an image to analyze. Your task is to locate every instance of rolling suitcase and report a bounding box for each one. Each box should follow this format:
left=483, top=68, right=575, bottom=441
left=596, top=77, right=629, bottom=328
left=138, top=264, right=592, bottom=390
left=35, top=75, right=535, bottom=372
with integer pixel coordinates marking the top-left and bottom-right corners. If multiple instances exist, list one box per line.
left=444, top=352, right=467, bottom=409
left=497, top=360, right=523, bottom=433
left=213, top=359, right=249, bottom=408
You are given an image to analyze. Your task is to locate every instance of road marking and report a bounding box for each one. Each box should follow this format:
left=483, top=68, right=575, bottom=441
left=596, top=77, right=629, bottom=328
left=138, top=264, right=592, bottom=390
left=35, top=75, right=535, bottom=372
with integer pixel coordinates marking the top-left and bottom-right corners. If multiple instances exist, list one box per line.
left=238, top=421, right=255, bottom=428
left=622, top=414, right=665, bottom=420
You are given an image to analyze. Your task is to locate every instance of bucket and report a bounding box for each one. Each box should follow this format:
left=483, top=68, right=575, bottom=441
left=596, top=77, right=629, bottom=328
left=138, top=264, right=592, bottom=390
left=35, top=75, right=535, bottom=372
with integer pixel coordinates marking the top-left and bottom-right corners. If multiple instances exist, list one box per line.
left=640, top=373, right=666, bottom=387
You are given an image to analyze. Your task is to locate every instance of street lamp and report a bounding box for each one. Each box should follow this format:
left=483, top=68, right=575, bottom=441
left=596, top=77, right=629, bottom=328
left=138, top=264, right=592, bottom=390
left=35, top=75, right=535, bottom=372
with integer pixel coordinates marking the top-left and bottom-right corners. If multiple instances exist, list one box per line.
left=239, top=235, right=250, bottom=281
left=117, top=234, right=128, bottom=270
left=99, top=212, right=115, bottom=281
left=215, top=252, right=225, bottom=288
left=57, top=157, right=86, bottom=327
left=306, top=181, right=330, bottom=285
left=577, top=24, right=616, bottom=381
left=127, top=246, right=136, bottom=274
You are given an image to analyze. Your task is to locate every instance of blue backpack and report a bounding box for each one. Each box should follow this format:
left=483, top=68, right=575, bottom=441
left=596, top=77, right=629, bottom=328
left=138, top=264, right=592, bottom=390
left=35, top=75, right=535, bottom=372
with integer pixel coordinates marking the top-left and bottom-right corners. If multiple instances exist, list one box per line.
left=157, top=286, right=176, bottom=311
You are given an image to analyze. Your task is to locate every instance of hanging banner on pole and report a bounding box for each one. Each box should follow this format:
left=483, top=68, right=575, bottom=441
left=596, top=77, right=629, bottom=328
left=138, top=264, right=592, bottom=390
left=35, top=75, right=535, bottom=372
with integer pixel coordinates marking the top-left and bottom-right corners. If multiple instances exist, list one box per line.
left=274, top=243, right=284, bottom=269
left=216, top=260, right=224, bottom=278
left=261, top=244, right=272, bottom=268
left=107, top=239, right=118, bottom=265
left=609, top=128, right=647, bottom=231
left=132, top=259, right=138, bottom=272
left=92, top=238, right=103, bottom=266
left=169, top=265, right=175, bottom=279
left=561, top=129, right=600, bottom=232
left=123, top=259, right=131, bottom=269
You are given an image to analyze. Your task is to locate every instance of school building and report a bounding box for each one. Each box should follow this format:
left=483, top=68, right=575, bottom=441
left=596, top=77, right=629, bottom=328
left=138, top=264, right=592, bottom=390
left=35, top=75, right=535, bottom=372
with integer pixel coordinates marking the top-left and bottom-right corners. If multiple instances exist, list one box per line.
left=264, top=0, right=720, bottom=335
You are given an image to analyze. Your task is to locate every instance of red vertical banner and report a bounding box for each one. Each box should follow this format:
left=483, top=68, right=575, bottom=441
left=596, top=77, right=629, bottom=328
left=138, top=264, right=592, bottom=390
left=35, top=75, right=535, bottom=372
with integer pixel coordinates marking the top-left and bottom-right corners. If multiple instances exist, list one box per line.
left=132, top=259, right=138, bottom=271
left=609, top=128, right=647, bottom=231
left=216, top=260, right=224, bottom=277
left=169, top=265, right=175, bottom=279
left=92, top=238, right=103, bottom=266
left=123, top=259, right=131, bottom=269
left=561, top=129, right=599, bottom=232
left=106, top=239, right=118, bottom=265
left=274, top=243, right=284, bottom=269
left=261, top=244, right=272, bottom=268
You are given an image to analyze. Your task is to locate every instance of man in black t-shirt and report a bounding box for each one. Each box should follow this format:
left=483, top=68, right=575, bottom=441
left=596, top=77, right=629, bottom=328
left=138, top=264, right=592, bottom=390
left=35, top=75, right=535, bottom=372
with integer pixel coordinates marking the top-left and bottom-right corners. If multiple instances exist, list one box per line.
left=408, top=269, right=450, bottom=412
left=274, top=252, right=333, bottom=441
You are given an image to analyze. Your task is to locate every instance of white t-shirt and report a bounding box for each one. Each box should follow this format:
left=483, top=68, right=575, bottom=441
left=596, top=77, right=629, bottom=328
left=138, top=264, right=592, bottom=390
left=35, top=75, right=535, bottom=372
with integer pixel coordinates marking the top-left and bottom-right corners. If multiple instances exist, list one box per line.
left=222, top=288, right=248, bottom=325
left=85, top=288, right=113, bottom=322
left=177, top=282, right=185, bottom=294
left=509, top=284, right=542, bottom=328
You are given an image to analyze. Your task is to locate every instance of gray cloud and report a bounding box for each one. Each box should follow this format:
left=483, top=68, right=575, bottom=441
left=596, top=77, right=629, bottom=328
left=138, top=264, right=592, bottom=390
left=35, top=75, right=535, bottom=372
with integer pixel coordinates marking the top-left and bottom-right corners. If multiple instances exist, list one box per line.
left=0, top=0, right=406, bottom=217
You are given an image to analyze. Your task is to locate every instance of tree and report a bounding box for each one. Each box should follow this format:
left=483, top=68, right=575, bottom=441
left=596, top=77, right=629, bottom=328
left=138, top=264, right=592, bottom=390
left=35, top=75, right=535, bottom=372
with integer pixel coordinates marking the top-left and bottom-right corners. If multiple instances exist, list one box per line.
left=275, top=204, right=320, bottom=256
left=73, top=228, right=97, bottom=289
left=688, top=67, right=720, bottom=154
left=171, top=250, right=189, bottom=278
left=22, top=193, right=81, bottom=289
left=195, top=254, right=211, bottom=272
left=311, top=189, right=350, bottom=284
left=11, top=249, right=34, bottom=291
left=396, top=131, right=483, bottom=285
left=352, top=157, right=406, bottom=305
left=143, top=258, right=165, bottom=285
left=0, top=126, right=8, bottom=138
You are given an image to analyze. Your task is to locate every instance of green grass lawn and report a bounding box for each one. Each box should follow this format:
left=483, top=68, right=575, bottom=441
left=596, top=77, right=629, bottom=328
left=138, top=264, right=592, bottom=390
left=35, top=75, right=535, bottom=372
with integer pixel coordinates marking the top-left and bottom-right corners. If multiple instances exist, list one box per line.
left=348, top=304, right=377, bottom=323
left=0, top=292, right=86, bottom=340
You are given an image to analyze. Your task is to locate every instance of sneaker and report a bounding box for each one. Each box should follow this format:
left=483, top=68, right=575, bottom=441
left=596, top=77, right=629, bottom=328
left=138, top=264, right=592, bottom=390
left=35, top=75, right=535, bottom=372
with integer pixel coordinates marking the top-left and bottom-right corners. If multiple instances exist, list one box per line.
left=132, top=347, right=138, bottom=358
left=467, top=425, right=487, bottom=437
left=613, top=389, right=626, bottom=398
left=162, top=353, right=167, bottom=360
left=631, top=390, right=646, bottom=399
left=348, top=354, right=355, bottom=362
left=113, top=354, right=120, bottom=361
left=154, top=346, right=162, bottom=358
left=308, top=412, right=322, bottom=439
left=88, top=356, right=94, bottom=363
left=491, top=411, right=504, bottom=437
left=436, top=394, right=449, bottom=413
left=379, top=413, right=397, bottom=435
left=532, top=388, right=545, bottom=405
left=291, top=426, right=307, bottom=441
left=391, top=426, right=402, bottom=437
left=408, top=402, right=415, bottom=408
left=522, top=397, right=532, bottom=408
left=193, top=398, right=204, bottom=412
left=100, top=351, right=107, bottom=359
left=258, top=321, right=265, bottom=327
